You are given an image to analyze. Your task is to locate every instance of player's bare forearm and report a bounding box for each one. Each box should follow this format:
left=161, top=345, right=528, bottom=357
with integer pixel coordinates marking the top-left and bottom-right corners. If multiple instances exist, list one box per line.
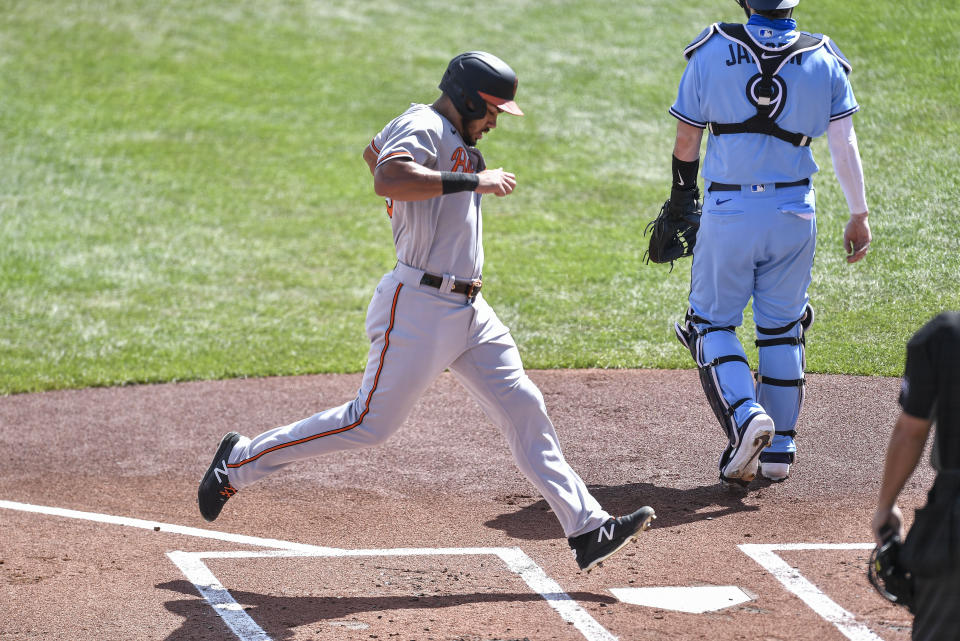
left=673, top=121, right=704, bottom=162
left=373, top=159, right=445, bottom=201
left=373, top=159, right=514, bottom=200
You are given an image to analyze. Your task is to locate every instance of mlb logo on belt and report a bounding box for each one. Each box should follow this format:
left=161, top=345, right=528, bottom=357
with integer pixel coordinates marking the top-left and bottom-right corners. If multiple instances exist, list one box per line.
left=750, top=184, right=766, bottom=193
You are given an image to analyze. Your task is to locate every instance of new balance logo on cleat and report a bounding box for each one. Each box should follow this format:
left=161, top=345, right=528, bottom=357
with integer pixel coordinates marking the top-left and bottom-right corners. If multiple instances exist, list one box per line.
left=568, top=506, right=656, bottom=572
left=597, top=523, right=615, bottom=542
left=213, top=460, right=229, bottom=484
left=198, top=432, right=242, bottom=522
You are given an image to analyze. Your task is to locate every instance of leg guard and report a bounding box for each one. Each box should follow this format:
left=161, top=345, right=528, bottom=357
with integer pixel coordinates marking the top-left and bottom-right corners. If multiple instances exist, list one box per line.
left=755, top=304, right=814, bottom=466
left=675, top=309, right=760, bottom=449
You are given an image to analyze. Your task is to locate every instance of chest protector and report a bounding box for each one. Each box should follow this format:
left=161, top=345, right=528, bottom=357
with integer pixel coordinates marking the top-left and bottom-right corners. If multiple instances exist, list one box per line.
left=686, top=23, right=829, bottom=147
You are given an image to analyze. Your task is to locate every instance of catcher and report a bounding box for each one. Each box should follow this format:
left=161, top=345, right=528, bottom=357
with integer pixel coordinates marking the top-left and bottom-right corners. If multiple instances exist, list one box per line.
left=646, top=0, right=872, bottom=487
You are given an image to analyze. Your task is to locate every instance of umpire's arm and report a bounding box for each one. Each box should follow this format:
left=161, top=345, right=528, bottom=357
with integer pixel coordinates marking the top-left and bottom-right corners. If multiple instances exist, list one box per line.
left=872, top=411, right=933, bottom=544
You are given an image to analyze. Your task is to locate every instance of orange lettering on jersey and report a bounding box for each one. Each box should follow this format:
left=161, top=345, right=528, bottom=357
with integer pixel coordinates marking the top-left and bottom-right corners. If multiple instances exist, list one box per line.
left=450, top=147, right=474, bottom=173
left=385, top=198, right=394, bottom=218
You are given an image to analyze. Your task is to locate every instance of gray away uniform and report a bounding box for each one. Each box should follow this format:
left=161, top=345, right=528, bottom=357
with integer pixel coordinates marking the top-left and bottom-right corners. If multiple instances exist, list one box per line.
left=223, top=103, right=610, bottom=538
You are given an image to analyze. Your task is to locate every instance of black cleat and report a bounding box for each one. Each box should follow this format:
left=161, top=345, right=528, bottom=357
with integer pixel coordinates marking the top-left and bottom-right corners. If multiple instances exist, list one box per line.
left=568, top=506, right=656, bottom=572
left=198, top=432, right=241, bottom=522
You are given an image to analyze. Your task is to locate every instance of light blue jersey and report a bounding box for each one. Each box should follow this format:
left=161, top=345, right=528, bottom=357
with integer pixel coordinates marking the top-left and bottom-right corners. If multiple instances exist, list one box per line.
left=670, top=15, right=858, bottom=184
left=667, top=15, right=866, bottom=479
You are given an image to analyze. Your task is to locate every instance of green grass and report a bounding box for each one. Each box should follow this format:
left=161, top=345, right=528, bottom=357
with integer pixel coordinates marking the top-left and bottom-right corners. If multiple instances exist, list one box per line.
left=1, top=0, right=958, bottom=393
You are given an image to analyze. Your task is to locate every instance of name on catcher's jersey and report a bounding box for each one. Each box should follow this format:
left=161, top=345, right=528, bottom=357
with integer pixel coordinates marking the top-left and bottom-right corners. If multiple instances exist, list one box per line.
left=669, top=18, right=859, bottom=185
left=370, top=103, right=484, bottom=281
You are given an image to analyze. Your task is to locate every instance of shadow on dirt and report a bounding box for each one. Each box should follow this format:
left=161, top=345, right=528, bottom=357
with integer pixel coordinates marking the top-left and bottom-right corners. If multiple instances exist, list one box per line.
left=158, top=579, right=613, bottom=640
left=484, top=481, right=761, bottom=541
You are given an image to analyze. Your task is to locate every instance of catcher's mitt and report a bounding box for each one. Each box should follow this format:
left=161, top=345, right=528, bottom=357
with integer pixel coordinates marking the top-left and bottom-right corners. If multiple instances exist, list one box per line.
left=643, top=186, right=701, bottom=268
left=868, top=535, right=915, bottom=611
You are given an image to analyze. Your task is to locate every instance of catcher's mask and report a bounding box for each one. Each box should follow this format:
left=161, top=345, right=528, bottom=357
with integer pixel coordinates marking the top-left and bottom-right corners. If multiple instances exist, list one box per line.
left=439, top=51, right=523, bottom=121
left=867, top=535, right=915, bottom=611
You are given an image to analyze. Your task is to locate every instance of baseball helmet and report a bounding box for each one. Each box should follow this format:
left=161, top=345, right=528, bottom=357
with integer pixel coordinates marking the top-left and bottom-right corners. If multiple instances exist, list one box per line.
left=439, top=51, right=523, bottom=120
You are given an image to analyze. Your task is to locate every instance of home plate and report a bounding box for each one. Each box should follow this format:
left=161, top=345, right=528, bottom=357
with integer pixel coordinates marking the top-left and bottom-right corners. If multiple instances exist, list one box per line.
left=609, top=586, right=753, bottom=614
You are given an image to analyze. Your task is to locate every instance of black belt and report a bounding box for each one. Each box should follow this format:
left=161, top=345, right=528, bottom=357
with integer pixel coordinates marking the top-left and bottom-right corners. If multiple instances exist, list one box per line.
left=420, top=273, right=483, bottom=297
left=708, top=178, right=809, bottom=192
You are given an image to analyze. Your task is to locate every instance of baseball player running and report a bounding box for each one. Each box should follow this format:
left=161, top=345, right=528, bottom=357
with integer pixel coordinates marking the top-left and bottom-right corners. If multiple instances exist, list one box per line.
left=198, top=51, right=654, bottom=571
left=663, top=0, right=872, bottom=485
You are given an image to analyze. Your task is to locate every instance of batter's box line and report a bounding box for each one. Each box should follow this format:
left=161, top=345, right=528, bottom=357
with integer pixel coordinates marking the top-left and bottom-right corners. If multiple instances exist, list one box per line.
left=169, top=547, right=616, bottom=641
left=0, top=500, right=614, bottom=641
left=739, top=543, right=883, bottom=641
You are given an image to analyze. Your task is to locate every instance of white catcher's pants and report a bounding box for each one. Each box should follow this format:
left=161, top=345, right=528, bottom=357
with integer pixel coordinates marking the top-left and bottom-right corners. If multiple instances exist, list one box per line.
left=226, top=263, right=610, bottom=538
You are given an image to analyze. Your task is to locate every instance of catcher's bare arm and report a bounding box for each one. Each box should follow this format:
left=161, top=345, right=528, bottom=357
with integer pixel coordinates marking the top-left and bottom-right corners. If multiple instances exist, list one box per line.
left=674, top=121, right=703, bottom=163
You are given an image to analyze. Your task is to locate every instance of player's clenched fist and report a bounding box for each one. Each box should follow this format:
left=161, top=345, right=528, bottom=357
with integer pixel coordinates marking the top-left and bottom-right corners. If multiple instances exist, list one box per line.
left=476, top=168, right=516, bottom=196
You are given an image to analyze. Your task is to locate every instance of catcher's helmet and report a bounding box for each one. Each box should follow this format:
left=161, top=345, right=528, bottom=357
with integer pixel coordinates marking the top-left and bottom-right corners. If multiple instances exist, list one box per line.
left=439, top=51, right=523, bottom=120
left=736, top=0, right=799, bottom=10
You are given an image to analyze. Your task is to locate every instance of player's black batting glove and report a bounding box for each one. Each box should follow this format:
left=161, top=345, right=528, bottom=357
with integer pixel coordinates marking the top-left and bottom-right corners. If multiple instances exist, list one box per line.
left=643, top=185, right=701, bottom=269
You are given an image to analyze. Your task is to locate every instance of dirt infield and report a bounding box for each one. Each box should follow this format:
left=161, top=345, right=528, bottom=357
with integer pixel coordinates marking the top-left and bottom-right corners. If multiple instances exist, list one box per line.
left=0, top=369, right=929, bottom=640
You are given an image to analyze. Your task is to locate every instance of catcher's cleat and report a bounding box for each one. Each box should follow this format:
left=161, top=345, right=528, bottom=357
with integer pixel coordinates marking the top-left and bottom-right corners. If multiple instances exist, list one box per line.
left=568, top=506, right=656, bottom=572
left=718, top=446, right=750, bottom=488
left=759, top=462, right=790, bottom=481
left=198, top=432, right=242, bottom=522
left=719, top=413, right=774, bottom=484
left=759, top=435, right=796, bottom=481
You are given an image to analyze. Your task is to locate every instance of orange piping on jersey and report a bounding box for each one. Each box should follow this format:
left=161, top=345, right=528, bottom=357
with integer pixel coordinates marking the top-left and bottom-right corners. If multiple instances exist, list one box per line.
left=228, top=283, right=404, bottom=468
left=375, top=150, right=414, bottom=168
left=369, top=139, right=381, bottom=154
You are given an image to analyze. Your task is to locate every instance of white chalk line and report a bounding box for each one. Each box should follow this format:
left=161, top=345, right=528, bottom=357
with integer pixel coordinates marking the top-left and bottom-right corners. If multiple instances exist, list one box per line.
left=0, top=499, right=614, bottom=641
left=0, top=499, right=339, bottom=552
left=739, top=543, right=884, bottom=641
left=167, top=551, right=272, bottom=641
